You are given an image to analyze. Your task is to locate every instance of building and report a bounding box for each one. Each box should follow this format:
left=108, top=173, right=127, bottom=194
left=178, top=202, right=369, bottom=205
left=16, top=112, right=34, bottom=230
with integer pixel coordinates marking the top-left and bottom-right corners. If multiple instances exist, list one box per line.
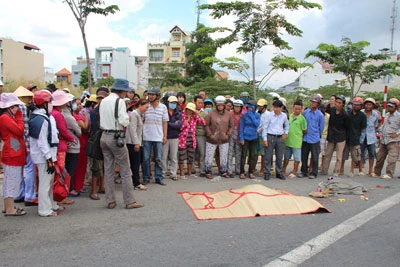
left=147, top=25, right=191, bottom=87
left=135, top=56, right=148, bottom=90
left=94, top=47, right=137, bottom=87
left=0, top=37, right=44, bottom=84
left=71, top=56, right=95, bottom=88
left=297, top=61, right=346, bottom=91
left=44, top=67, right=55, bottom=83
left=56, top=68, right=72, bottom=85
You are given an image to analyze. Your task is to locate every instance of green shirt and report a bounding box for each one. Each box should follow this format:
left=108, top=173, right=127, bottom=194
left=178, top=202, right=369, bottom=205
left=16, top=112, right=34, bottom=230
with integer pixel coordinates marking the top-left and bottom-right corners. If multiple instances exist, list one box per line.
left=284, top=113, right=307, bottom=148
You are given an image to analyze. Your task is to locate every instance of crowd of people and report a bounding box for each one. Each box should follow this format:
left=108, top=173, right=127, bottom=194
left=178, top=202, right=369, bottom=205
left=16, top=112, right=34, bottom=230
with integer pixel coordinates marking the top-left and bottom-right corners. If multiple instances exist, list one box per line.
left=1, top=77, right=400, bottom=217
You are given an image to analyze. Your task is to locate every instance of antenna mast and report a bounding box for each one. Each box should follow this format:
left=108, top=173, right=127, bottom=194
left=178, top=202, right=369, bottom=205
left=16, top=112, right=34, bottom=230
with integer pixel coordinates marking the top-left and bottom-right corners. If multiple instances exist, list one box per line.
left=196, top=0, right=201, bottom=27
left=390, top=0, right=397, bottom=52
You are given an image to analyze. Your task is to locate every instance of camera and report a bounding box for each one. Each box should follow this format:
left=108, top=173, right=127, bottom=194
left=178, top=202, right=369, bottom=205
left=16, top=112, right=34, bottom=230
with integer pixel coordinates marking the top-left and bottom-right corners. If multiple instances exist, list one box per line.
left=114, top=131, right=125, bottom=147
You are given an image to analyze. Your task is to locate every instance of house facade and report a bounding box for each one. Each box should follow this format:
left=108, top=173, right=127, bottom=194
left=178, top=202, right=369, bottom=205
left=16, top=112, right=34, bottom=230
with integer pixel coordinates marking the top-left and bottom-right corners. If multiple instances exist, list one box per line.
left=0, top=37, right=44, bottom=84
left=147, top=25, right=191, bottom=87
left=71, top=56, right=95, bottom=88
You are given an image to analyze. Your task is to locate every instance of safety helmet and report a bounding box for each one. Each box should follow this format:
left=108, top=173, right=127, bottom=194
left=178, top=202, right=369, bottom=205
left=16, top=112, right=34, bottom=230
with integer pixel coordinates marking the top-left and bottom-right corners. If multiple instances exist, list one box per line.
left=240, top=91, right=250, bottom=98
left=148, top=87, right=161, bottom=96
left=352, top=97, right=364, bottom=105
left=279, top=97, right=287, bottom=107
left=335, top=95, right=346, bottom=104
left=26, top=84, right=37, bottom=91
left=215, top=95, right=226, bottom=105
left=388, top=98, right=399, bottom=107
left=257, top=98, right=268, bottom=106
left=233, top=99, right=244, bottom=107
left=204, top=98, right=214, bottom=105
left=364, top=97, right=376, bottom=105
left=168, top=96, right=178, bottom=103
left=310, top=94, right=321, bottom=104
left=33, top=90, right=52, bottom=106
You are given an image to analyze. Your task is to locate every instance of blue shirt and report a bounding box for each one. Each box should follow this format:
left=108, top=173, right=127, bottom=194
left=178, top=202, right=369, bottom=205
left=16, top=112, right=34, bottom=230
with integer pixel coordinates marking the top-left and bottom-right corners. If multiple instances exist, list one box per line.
left=302, top=108, right=325, bottom=144
left=360, top=110, right=379, bottom=145
left=261, top=111, right=289, bottom=140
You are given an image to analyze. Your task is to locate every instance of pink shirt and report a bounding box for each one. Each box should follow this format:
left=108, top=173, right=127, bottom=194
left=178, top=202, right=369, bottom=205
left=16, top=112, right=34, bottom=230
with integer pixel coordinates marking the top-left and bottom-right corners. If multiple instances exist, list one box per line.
left=51, top=109, right=74, bottom=152
left=178, top=113, right=205, bottom=149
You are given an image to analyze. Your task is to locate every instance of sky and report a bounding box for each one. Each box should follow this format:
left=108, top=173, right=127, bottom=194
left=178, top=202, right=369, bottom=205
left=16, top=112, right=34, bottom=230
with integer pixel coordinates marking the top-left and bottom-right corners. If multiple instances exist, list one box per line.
left=0, top=0, right=399, bottom=89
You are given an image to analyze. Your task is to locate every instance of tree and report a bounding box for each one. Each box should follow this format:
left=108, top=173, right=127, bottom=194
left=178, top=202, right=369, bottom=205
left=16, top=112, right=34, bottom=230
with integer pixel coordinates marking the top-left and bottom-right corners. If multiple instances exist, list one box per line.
left=185, top=24, right=217, bottom=84
left=65, top=0, right=119, bottom=93
left=79, top=67, right=94, bottom=89
left=199, top=0, right=321, bottom=99
left=306, top=37, right=400, bottom=98
left=96, top=76, right=115, bottom=88
left=148, top=63, right=185, bottom=89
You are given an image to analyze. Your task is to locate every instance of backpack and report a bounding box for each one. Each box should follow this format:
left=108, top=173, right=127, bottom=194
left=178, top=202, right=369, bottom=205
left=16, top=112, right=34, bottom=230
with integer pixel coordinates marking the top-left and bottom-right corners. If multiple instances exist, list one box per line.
left=28, top=113, right=58, bottom=147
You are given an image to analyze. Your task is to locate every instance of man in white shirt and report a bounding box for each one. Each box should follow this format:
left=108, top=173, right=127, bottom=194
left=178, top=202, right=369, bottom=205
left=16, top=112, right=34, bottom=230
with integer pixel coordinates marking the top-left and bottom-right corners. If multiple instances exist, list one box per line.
left=99, top=78, right=144, bottom=210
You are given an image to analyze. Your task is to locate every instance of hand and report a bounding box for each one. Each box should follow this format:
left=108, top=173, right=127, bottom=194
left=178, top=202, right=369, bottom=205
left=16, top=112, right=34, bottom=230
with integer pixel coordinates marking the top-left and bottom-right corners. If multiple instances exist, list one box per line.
left=134, top=144, right=140, bottom=152
left=239, top=141, right=244, bottom=146
left=282, top=134, right=288, bottom=140
left=390, top=133, right=398, bottom=138
left=163, top=136, right=167, bottom=144
left=263, top=140, right=268, bottom=148
left=47, top=159, right=56, bottom=174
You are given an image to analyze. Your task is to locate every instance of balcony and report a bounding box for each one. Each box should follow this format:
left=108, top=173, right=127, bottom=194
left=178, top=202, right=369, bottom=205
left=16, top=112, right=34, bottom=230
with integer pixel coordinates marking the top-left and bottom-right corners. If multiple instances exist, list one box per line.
left=149, top=57, right=164, bottom=62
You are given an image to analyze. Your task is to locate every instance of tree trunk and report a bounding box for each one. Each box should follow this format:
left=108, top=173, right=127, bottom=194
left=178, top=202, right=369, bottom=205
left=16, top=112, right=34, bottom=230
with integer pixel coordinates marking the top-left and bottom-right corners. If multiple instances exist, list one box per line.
left=252, top=50, right=257, bottom=100
left=81, top=26, right=92, bottom=93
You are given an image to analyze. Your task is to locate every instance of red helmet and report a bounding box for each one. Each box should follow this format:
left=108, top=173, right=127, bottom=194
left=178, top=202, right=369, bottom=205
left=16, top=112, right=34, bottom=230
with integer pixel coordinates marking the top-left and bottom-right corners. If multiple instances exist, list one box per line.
left=33, top=90, right=52, bottom=106
left=352, top=97, right=364, bottom=105
left=26, top=84, right=37, bottom=91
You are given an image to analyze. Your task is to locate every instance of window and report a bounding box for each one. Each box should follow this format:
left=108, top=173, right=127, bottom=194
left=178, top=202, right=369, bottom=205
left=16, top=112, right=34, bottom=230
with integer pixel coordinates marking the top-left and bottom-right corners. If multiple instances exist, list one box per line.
left=149, top=50, right=164, bottom=61
left=101, top=52, right=112, bottom=63
left=172, top=48, right=180, bottom=57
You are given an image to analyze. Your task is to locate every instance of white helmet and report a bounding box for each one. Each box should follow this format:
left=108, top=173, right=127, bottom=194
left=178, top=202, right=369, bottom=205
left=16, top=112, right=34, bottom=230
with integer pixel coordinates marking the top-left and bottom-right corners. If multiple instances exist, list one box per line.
left=233, top=99, right=244, bottom=107
left=215, top=95, right=226, bottom=104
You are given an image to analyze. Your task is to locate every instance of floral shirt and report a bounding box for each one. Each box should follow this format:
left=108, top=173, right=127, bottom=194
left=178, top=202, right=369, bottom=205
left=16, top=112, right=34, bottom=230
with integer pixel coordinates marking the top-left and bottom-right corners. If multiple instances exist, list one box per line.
left=178, top=113, right=206, bottom=149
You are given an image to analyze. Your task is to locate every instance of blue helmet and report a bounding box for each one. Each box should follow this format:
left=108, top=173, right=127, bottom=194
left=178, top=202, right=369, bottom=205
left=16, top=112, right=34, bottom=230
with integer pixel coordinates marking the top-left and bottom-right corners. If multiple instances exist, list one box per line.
left=204, top=98, right=214, bottom=105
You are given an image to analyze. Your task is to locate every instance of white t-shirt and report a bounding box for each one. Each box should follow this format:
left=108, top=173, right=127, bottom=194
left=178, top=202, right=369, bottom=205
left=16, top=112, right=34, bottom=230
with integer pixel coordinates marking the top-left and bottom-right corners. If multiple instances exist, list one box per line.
left=143, top=102, right=169, bottom=142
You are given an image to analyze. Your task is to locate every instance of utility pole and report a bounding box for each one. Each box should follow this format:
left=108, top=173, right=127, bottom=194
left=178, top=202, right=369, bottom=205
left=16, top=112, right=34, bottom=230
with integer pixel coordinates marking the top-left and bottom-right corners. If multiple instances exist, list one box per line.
left=390, top=0, right=397, bottom=52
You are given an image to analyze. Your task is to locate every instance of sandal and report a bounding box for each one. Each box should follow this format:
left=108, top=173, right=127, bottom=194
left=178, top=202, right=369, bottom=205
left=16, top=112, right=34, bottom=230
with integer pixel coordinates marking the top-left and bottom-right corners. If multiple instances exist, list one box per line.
left=39, top=211, right=60, bottom=217
left=239, top=174, right=246, bottom=179
left=249, top=173, right=256, bottom=179
left=107, top=202, right=117, bottom=209
left=206, top=173, right=213, bottom=179
left=58, top=198, right=74, bottom=205
left=125, top=202, right=144, bottom=209
left=180, top=175, right=188, bottom=180
left=189, top=174, right=197, bottom=178
left=135, top=184, right=148, bottom=190
left=53, top=206, right=66, bottom=212
left=97, top=190, right=105, bottom=194
left=4, top=207, right=26, bottom=216
left=170, top=177, right=179, bottom=181
left=89, top=194, right=100, bottom=200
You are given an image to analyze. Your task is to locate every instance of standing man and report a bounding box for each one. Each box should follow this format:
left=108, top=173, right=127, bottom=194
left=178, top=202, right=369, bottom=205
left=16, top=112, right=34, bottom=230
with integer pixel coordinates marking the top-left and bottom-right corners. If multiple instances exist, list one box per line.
left=321, top=95, right=350, bottom=176
left=99, top=78, right=144, bottom=209
left=254, top=98, right=269, bottom=175
left=371, top=98, right=400, bottom=179
left=298, top=94, right=324, bottom=179
left=344, top=97, right=367, bottom=177
left=360, top=98, right=380, bottom=176
left=205, top=96, right=233, bottom=179
left=262, top=100, right=289, bottom=180
left=194, top=95, right=207, bottom=177
left=142, top=87, right=169, bottom=185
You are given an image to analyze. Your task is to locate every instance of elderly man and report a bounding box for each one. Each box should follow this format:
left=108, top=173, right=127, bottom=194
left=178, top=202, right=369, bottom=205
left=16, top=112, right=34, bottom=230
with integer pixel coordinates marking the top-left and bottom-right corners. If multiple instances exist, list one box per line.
left=371, top=98, right=400, bottom=179
left=99, top=78, right=143, bottom=209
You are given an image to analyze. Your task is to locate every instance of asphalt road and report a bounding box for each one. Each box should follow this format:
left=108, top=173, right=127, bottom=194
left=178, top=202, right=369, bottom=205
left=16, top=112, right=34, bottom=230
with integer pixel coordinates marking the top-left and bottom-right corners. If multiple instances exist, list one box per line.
left=1, top=159, right=400, bottom=267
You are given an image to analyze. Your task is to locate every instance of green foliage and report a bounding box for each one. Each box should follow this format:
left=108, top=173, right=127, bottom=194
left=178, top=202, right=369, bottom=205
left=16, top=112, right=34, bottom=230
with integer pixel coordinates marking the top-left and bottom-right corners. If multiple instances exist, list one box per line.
left=79, top=67, right=94, bottom=89
left=199, top=0, right=321, bottom=99
left=96, top=76, right=114, bottom=88
left=148, top=63, right=185, bottom=89
left=362, top=88, right=400, bottom=103
left=185, top=24, right=217, bottom=84
left=306, top=37, right=400, bottom=98
left=184, top=77, right=252, bottom=100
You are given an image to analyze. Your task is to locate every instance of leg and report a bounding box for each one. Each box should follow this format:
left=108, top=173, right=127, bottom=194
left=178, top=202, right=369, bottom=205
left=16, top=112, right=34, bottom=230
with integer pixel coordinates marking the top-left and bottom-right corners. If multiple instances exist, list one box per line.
left=310, top=142, right=320, bottom=177
left=218, top=143, right=230, bottom=174
left=169, top=139, right=179, bottom=177
left=153, top=142, right=164, bottom=181
left=274, top=137, right=285, bottom=177
left=385, top=142, right=399, bottom=178
left=161, top=139, right=170, bottom=175
left=300, top=142, right=310, bottom=176
left=113, top=143, right=135, bottom=204
left=333, top=141, right=346, bottom=175
left=322, top=142, right=335, bottom=174
left=240, top=140, right=249, bottom=174
left=196, top=136, right=206, bottom=175
left=142, top=141, right=152, bottom=182
left=205, top=142, right=217, bottom=174
left=100, top=134, right=117, bottom=204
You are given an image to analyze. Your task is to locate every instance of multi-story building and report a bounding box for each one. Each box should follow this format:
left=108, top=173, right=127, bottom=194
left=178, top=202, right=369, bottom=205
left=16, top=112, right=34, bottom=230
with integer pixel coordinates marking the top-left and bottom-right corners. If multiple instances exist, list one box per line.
left=94, top=47, right=137, bottom=87
left=135, top=56, right=148, bottom=91
left=0, top=37, right=44, bottom=84
left=71, top=56, right=95, bottom=88
left=147, top=25, right=191, bottom=87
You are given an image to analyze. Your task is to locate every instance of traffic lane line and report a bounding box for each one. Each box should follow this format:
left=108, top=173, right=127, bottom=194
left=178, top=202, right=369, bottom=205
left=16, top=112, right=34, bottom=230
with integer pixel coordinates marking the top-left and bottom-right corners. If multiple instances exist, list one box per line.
left=264, top=190, right=400, bottom=267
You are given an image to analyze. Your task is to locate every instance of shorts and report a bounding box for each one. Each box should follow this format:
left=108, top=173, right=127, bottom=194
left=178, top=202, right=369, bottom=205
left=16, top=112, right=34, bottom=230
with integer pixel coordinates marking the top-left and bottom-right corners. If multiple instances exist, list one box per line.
left=343, top=144, right=361, bottom=162
left=91, top=158, right=104, bottom=177
left=320, top=138, right=328, bottom=156
left=284, top=147, right=301, bottom=162
left=361, top=142, right=376, bottom=162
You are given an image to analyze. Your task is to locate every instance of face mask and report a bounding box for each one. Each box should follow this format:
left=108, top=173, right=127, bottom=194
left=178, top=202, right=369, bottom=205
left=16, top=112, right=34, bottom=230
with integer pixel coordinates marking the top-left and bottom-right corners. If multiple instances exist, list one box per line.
left=240, top=98, right=250, bottom=104
left=348, top=105, right=352, bottom=109
left=169, top=103, right=177, bottom=110
left=9, top=106, right=19, bottom=115
left=205, top=107, right=212, bottom=112
left=47, top=103, right=53, bottom=114
left=72, top=103, right=78, bottom=111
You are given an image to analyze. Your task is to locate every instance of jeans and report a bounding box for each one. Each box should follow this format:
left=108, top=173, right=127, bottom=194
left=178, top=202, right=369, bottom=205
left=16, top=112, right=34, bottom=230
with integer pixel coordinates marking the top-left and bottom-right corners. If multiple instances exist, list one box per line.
left=300, top=141, right=320, bottom=177
left=127, top=144, right=142, bottom=187
left=65, top=152, right=79, bottom=191
left=264, top=134, right=285, bottom=176
left=16, top=153, right=36, bottom=201
left=143, top=141, right=163, bottom=181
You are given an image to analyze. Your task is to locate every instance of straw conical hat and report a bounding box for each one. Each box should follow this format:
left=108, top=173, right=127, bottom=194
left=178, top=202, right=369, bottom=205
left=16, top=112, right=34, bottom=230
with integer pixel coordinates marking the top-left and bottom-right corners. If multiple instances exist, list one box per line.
left=14, top=86, right=34, bottom=97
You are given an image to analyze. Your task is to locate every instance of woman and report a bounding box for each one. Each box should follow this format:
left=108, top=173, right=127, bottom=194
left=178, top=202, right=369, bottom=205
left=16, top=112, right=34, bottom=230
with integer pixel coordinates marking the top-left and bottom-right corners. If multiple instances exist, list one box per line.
left=178, top=103, right=205, bottom=179
left=126, top=99, right=149, bottom=190
left=177, top=92, right=186, bottom=111
left=0, top=93, right=27, bottom=216
left=51, top=90, right=76, bottom=205
left=227, top=99, right=243, bottom=177
left=72, top=98, right=90, bottom=193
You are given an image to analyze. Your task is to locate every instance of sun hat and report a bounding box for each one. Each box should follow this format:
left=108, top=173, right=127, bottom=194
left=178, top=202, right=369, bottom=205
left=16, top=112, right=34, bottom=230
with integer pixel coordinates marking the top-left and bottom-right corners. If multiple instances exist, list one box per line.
left=0, top=80, right=4, bottom=86
left=14, top=86, right=34, bottom=97
left=185, top=102, right=197, bottom=112
left=52, top=90, right=72, bottom=106
left=88, top=94, right=98, bottom=103
left=0, top=93, right=24, bottom=109
left=63, top=88, right=70, bottom=93
left=111, top=78, right=132, bottom=92
left=168, top=96, right=178, bottom=103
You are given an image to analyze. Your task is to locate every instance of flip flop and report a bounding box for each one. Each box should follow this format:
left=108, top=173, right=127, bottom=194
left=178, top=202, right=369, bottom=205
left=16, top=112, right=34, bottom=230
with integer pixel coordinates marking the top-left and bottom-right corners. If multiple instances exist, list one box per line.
left=2, top=206, right=23, bottom=214
left=5, top=208, right=26, bottom=216
left=89, top=194, right=100, bottom=200
left=58, top=198, right=75, bottom=205
left=180, top=175, right=188, bottom=180
left=53, top=206, right=66, bottom=212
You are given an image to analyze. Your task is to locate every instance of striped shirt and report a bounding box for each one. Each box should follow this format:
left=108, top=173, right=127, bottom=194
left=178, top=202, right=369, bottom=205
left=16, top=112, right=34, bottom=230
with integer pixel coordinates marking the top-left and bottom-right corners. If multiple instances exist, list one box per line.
left=143, top=102, right=169, bottom=142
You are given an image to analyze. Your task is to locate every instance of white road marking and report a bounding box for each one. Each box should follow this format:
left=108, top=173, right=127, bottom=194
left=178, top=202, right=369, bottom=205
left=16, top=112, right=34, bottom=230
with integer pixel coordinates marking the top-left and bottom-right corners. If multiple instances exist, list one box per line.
left=264, top=191, right=400, bottom=267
